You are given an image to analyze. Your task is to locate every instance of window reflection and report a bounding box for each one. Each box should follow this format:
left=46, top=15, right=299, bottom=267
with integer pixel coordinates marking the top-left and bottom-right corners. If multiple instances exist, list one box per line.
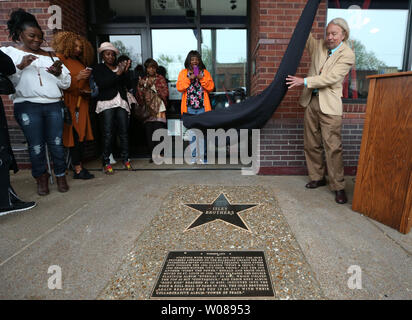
left=327, top=3, right=409, bottom=99
left=151, top=0, right=197, bottom=24
left=200, top=0, right=247, bottom=24
left=152, top=29, right=198, bottom=114
left=109, top=35, right=143, bottom=69
left=201, top=0, right=247, bottom=15
left=152, top=29, right=198, bottom=82
left=95, top=0, right=146, bottom=23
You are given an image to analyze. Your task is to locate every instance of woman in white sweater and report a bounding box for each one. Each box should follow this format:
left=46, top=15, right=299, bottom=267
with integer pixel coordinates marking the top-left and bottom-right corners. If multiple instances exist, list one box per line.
left=2, top=9, right=71, bottom=196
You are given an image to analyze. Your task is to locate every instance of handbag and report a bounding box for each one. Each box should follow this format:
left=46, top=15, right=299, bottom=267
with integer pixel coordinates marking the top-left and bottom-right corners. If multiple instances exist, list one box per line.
left=132, top=99, right=152, bottom=122
left=48, top=52, right=72, bottom=125
left=0, top=73, right=15, bottom=95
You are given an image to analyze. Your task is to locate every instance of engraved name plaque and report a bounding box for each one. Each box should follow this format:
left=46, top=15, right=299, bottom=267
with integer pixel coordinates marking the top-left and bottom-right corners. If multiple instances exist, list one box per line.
left=151, top=251, right=275, bottom=298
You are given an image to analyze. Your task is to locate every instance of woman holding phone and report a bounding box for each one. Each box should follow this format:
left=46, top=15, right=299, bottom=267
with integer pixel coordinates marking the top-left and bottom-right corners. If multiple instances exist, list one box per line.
left=176, top=50, right=214, bottom=164
left=1, top=9, right=71, bottom=195
left=92, top=42, right=132, bottom=174
left=52, top=31, right=95, bottom=179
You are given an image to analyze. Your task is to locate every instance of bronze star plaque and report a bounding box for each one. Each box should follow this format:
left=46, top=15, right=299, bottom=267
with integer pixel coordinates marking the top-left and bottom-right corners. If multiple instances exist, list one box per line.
left=151, top=251, right=275, bottom=298
left=184, top=193, right=257, bottom=232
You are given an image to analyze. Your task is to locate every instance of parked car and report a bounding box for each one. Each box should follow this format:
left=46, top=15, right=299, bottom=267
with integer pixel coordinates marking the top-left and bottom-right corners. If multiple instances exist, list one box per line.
left=210, top=87, right=247, bottom=110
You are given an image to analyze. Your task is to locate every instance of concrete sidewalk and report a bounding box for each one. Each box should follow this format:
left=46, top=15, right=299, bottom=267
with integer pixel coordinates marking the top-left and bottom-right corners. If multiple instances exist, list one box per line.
left=1, top=161, right=411, bottom=300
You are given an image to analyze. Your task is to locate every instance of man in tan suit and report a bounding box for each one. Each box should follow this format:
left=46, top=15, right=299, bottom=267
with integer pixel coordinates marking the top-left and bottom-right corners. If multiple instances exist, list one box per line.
left=286, top=18, right=355, bottom=204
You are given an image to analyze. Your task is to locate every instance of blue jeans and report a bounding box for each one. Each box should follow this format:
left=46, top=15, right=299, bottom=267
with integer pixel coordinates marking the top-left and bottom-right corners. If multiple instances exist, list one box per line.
left=187, top=107, right=206, bottom=159
left=14, top=101, right=66, bottom=178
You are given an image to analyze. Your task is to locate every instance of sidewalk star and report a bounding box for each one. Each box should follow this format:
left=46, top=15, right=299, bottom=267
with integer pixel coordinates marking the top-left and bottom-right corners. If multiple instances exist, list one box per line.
left=184, top=193, right=257, bottom=232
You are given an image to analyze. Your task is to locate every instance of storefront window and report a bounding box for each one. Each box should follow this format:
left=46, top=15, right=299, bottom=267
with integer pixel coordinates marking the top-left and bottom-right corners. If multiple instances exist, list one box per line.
left=109, top=35, right=143, bottom=69
left=152, top=29, right=198, bottom=81
left=150, top=0, right=197, bottom=25
left=201, top=29, right=247, bottom=92
left=327, top=1, right=410, bottom=99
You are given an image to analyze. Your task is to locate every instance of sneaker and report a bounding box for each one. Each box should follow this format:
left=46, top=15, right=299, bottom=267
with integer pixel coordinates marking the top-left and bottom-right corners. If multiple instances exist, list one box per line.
left=190, top=158, right=197, bottom=164
left=73, top=168, right=95, bottom=180
left=103, top=164, right=114, bottom=175
left=198, top=158, right=207, bottom=164
left=0, top=201, right=36, bottom=217
left=124, top=161, right=133, bottom=171
left=109, top=154, right=117, bottom=164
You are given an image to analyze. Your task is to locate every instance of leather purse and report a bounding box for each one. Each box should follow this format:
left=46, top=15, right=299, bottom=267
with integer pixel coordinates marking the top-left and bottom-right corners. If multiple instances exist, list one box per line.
left=132, top=99, right=152, bottom=122
left=0, top=73, right=15, bottom=95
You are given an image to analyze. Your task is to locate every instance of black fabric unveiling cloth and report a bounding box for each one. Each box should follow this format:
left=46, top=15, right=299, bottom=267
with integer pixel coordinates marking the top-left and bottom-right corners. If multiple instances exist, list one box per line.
left=182, top=0, right=322, bottom=130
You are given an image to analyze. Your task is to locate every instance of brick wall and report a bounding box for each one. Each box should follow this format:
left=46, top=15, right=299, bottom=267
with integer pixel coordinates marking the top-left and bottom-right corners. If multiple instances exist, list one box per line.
left=49, top=0, right=87, bottom=37
left=1, top=0, right=89, bottom=166
left=250, top=0, right=366, bottom=175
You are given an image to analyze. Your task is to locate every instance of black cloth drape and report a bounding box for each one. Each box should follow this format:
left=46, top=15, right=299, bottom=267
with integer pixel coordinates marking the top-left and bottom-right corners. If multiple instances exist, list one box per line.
left=182, top=0, right=322, bottom=130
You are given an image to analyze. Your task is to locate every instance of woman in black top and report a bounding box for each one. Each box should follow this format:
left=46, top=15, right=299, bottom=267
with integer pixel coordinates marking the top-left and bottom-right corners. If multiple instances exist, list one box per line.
left=0, top=49, right=36, bottom=216
left=92, top=42, right=132, bottom=174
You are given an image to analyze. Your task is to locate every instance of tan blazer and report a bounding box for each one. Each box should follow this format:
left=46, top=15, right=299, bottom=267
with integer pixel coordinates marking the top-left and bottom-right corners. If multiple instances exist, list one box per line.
left=299, top=33, right=355, bottom=115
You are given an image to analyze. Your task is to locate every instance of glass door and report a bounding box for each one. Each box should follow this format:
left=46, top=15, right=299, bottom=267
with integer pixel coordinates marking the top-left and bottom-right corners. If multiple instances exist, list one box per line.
left=152, top=29, right=198, bottom=116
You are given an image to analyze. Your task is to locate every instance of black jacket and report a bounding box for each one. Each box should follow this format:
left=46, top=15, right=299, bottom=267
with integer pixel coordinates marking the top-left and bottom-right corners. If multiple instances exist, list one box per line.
left=92, top=63, right=131, bottom=102
left=0, top=50, right=18, bottom=173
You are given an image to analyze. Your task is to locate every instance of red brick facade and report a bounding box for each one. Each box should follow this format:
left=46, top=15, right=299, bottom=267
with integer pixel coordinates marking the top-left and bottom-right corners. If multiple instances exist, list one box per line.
left=1, top=0, right=366, bottom=174
left=48, top=0, right=87, bottom=37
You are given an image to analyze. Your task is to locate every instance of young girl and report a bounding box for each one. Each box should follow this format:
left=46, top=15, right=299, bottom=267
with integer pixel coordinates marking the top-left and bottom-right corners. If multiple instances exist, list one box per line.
left=176, top=50, right=214, bottom=164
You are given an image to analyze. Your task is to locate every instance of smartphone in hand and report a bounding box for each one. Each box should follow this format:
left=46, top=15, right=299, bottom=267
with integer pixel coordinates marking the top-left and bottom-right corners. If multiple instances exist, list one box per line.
left=47, top=60, right=63, bottom=74
left=193, top=65, right=199, bottom=77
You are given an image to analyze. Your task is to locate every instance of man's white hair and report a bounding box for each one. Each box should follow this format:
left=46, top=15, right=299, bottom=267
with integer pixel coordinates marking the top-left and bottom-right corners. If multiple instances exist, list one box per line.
left=328, top=18, right=350, bottom=41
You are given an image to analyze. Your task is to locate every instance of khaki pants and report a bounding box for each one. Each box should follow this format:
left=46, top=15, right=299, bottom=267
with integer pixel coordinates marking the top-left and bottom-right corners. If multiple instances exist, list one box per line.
left=303, top=96, right=345, bottom=191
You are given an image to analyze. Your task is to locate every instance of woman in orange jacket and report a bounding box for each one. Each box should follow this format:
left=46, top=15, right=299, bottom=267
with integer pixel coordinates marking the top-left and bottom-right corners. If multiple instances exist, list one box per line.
left=176, top=50, right=214, bottom=164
